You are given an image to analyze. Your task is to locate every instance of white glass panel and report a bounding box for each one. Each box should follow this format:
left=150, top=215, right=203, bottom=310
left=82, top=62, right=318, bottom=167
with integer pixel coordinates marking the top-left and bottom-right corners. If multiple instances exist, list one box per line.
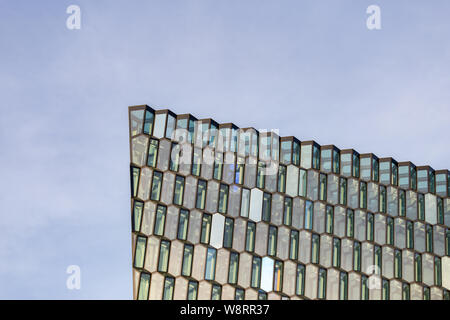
left=210, top=214, right=225, bottom=249
left=261, top=257, right=275, bottom=292
left=249, top=188, right=263, bottom=222
left=153, top=113, right=167, bottom=138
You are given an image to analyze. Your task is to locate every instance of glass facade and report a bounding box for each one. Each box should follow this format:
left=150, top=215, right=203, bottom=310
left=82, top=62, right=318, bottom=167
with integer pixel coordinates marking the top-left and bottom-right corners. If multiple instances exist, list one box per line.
left=129, top=105, right=450, bottom=300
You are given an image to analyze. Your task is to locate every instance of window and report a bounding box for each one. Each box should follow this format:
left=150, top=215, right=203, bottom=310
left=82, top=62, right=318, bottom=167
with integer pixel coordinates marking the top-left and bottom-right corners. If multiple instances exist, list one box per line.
left=218, top=183, right=229, bottom=214
left=187, top=281, right=198, bottom=300
left=374, top=245, right=382, bottom=271
left=382, top=279, right=390, bottom=300
left=222, top=217, right=234, bottom=248
left=251, top=256, right=262, bottom=288
left=165, top=114, right=175, bottom=139
left=132, top=201, right=144, bottom=232
left=311, top=234, right=320, bottom=264
left=360, top=156, right=371, bottom=180
left=143, top=109, right=154, bottom=135
left=426, top=224, right=433, bottom=252
left=380, top=161, right=390, bottom=185
left=445, top=289, right=450, bottom=301
left=213, top=152, right=223, bottom=180
left=305, top=200, right=314, bottom=230
left=228, top=252, right=239, bottom=284
left=361, top=276, right=369, bottom=300
left=300, top=144, right=312, bottom=169
left=281, top=140, right=292, bottom=164
left=399, top=165, right=409, bottom=188
left=154, top=205, right=167, bottom=236
left=447, top=229, right=450, bottom=256
left=387, top=217, right=394, bottom=245
left=372, top=157, right=379, bottom=181
left=352, top=153, right=359, bottom=178
left=235, top=157, right=245, bottom=184
left=130, top=109, right=146, bottom=137
left=326, top=206, right=334, bottom=234
left=341, top=153, right=351, bottom=176
left=339, top=177, right=347, bottom=205
left=414, top=253, right=422, bottom=282
left=150, top=171, right=163, bottom=201
left=360, top=181, right=367, bottom=209
left=399, top=190, right=406, bottom=217
left=429, top=171, right=435, bottom=193
left=147, top=139, right=158, bottom=167
left=319, top=173, right=327, bottom=201
left=134, top=236, right=147, bottom=268
left=200, top=213, right=212, bottom=244
left=196, top=180, right=207, bottom=210
left=162, top=276, right=174, bottom=300
left=299, top=169, right=307, bottom=197
left=333, top=238, right=341, bottom=268
left=181, top=244, right=194, bottom=276
left=402, top=283, right=410, bottom=301
left=392, top=162, right=398, bottom=185
left=353, top=241, right=361, bottom=271
left=318, top=268, right=327, bottom=299
left=177, top=209, right=189, bottom=240
left=137, top=273, right=151, bottom=300
left=209, top=123, right=218, bottom=147
left=437, top=197, right=444, bottom=224
left=434, top=256, right=442, bottom=286
left=379, top=185, right=386, bottom=213
left=410, top=166, right=417, bottom=190
left=290, top=230, right=299, bottom=260
left=339, top=272, right=348, bottom=300
left=321, top=149, right=332, bottom=172
left=333, top=149, right=340, bottom=174
left=424, top=287, right=430, bottom=300
left=296, top=264, right=306, bottom=296
left=258, top=290, right=268, bottom=300
left=274, top=261, right=283, bottom=292
left=278, top=165, right=286, bottom=193
left=211, top=284, right=222, bottom=300
left=293, top=141, right=300, bottom=166
left=131, top=166, right=140, bottom=197
left=246, top=222, right=256, bottom=252
left=418, top=194, right=425, bottom=220
left=262, top=192, right=272, bottom=222
left=191, top=147, right=201, bottom=176
left=158, top=240, right=170, bottom=272
left=394, top=249, right=402, bottom=279
left=283, top=197, right=293, bottom=226
left=205, top=247, right=217, bottom=280
left=173, top=175, right=185, bottom=205
left=240, top=188, right=250, bottom=217
left=169, top=143, right=180, bottom=172
left=256, top=161, right=266, bottom=189
left=346, top=209, right=354, bottom=238
left=313, top=145, right=320, bottom=170
left=268, top=226, right=278, bottom=256
left=367, top=213, right=374, bottom=241
left=235, top=288, right=245, bottom=300
left=406, top=221, right=414, bottom=249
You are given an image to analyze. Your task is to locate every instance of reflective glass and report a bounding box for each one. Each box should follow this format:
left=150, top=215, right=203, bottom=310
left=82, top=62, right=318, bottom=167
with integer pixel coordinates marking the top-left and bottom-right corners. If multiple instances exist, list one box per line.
left=205, top=247, right=217, bottom=280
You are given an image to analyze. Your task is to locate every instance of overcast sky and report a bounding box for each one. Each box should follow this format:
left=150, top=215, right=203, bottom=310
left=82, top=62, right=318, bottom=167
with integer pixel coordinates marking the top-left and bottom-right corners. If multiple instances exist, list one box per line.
left=0, top=0, right=449, bottom=299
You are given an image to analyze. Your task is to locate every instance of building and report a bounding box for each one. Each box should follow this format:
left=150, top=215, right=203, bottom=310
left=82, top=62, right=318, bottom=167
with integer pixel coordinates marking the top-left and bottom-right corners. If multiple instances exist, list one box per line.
left=128, top=104, right=450, bottom=300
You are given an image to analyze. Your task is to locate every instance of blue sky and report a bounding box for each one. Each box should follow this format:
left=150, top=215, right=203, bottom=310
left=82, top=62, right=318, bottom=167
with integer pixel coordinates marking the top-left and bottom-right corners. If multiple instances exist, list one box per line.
left=0, top=0, right=449, bottom=299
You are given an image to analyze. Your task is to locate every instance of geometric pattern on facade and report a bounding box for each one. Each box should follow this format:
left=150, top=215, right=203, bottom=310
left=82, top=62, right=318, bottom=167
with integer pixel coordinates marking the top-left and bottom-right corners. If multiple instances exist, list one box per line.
left=129, top=105, right=450, bottom=300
